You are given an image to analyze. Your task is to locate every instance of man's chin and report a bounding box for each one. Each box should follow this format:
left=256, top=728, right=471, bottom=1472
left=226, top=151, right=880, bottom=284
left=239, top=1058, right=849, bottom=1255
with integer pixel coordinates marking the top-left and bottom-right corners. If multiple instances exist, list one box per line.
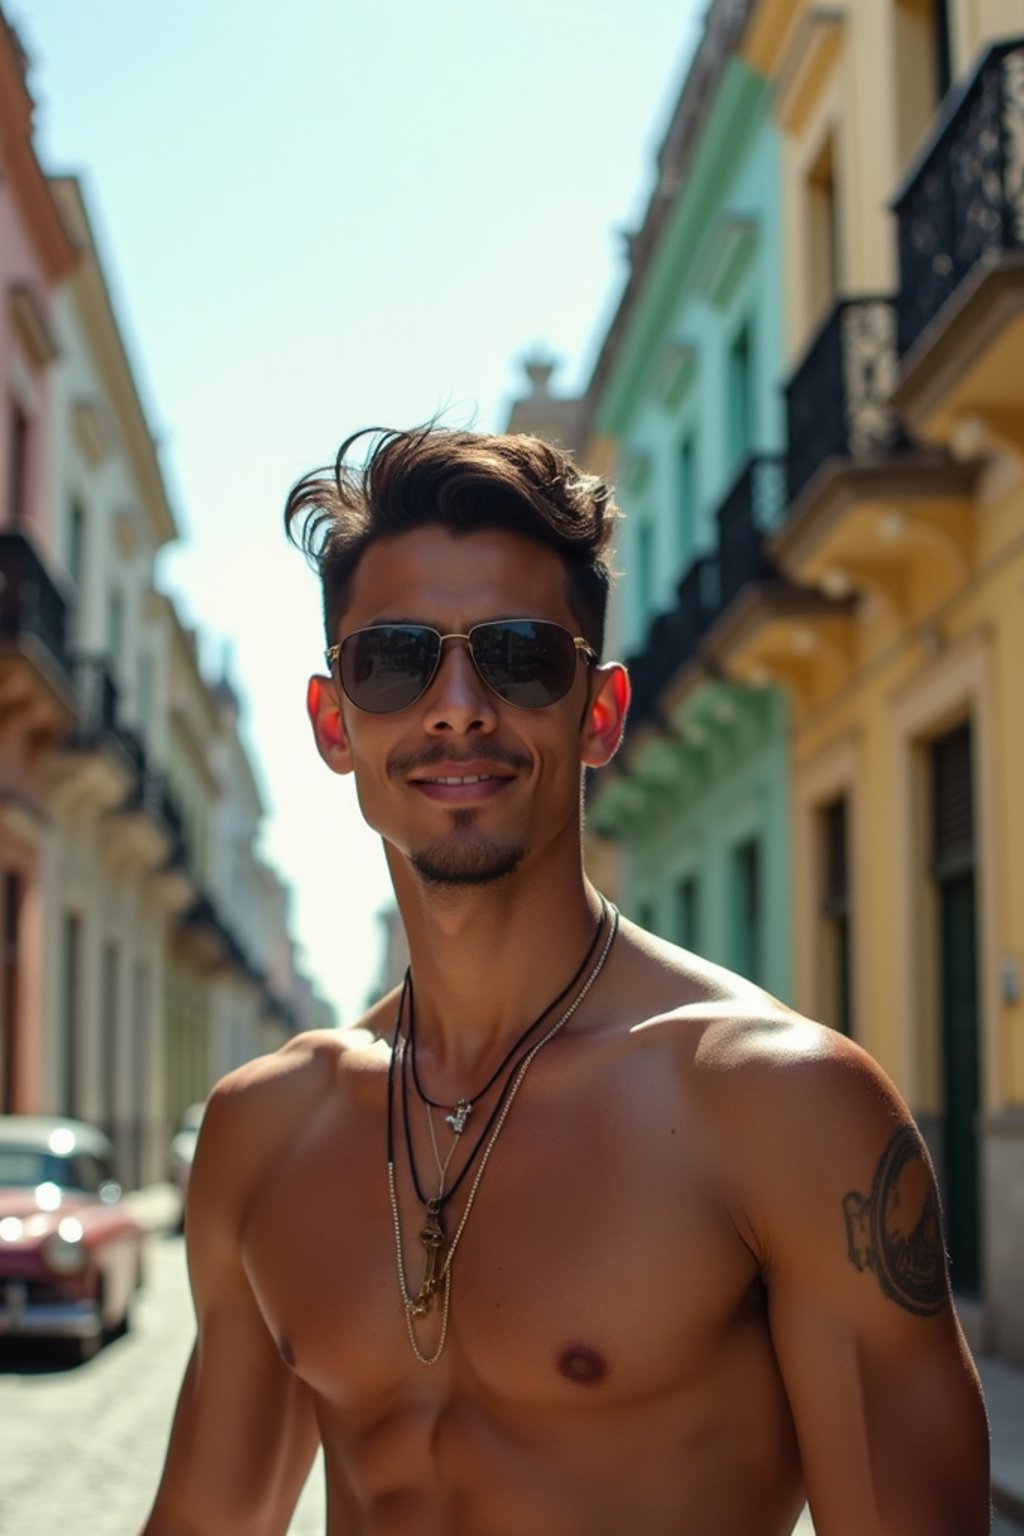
left=410, top=835, right=525, bottom=889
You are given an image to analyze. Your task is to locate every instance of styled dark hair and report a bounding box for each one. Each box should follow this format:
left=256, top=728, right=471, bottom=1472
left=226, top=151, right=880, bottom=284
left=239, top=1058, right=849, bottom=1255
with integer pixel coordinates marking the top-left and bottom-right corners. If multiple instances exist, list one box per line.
left=284, top=425, right=621, bottom=656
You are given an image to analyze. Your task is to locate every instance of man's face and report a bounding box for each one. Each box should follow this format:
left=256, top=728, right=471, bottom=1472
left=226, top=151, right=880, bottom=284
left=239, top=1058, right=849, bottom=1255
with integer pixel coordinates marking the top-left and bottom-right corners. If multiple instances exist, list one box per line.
left=308, top=525, right=626, bottom=890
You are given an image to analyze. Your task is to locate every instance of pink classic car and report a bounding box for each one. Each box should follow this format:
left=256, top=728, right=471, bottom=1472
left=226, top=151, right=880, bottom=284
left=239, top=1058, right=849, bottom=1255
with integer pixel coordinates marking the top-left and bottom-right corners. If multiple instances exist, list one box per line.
left=0, top=1116, right=145, bottom=1364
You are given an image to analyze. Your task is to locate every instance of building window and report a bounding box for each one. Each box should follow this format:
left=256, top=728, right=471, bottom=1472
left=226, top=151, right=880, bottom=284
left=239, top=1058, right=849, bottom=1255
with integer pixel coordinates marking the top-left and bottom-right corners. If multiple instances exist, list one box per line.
left=732, top=838, right=762, bottom=983
left=67, top=499, right=86, bottom=586
left=929, top=718, right=980, bottom=1294
left=61, top=913, right=82, bottom=1117
left=677, top=875, right=699, bottom=952
left=137, top=653, right=154, bottom=745
left=820, top=796, right=852, bottom=1036
left=1, top=872, right=22, bottom=1114
left=807, top=132, right=840, bottom=327
left=933, top=0, right=952, bottom=99
left=7, top=398, right=30, bottom=523
left=893, top=0, right=952, bottom=167
left=726, top=322, right=754, bottom=473
left=107, top=588, right=125, bottom=659
left=101, top=940, right=120, bottom=1151
left=678, top=433, right=698, bottom=562
left=130, top=958, right=151, bottom=1186
left=66, top=499, right=87, bottom=642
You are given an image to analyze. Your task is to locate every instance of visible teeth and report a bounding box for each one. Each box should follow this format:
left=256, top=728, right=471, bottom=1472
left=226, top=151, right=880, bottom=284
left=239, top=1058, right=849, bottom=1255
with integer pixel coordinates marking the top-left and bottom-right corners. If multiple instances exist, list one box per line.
left=428, top=774, right=493, bottom=785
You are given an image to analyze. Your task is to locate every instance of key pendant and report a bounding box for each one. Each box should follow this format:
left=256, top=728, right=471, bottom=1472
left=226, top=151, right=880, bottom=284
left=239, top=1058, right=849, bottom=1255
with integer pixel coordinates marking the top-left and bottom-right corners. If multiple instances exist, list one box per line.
left=411, top=1199, right=445, bottom=1315
left=445, top=1098, right=472, bottom=1134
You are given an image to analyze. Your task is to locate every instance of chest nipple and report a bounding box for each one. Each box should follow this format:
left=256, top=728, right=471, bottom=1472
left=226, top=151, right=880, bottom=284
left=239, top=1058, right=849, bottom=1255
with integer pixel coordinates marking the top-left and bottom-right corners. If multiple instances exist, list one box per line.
left=556, top=1344, right=609, bottom=1386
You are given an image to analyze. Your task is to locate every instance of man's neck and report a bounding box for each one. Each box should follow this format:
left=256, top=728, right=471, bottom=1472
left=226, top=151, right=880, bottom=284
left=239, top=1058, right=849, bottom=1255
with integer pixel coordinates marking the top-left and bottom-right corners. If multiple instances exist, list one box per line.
left=387, top=855, right=603, bottom=1086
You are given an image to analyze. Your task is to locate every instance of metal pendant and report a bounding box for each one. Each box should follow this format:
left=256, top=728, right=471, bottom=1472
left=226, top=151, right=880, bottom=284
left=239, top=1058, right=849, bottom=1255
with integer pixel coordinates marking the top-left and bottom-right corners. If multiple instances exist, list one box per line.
left=445, top=1098, right=472, bottom=1134
left=412, top=1199, right=445, bottom=1314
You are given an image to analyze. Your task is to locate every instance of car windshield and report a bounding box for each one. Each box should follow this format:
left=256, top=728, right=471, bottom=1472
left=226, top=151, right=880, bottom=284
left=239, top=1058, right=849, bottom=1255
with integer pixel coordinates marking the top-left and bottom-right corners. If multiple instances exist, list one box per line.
left=0, top=1148, right=98, bottom=1192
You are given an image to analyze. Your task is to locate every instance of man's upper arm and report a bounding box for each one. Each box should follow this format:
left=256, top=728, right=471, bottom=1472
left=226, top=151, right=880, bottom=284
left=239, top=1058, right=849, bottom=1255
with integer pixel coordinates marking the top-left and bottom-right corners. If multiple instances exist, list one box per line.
left=142, top=1074, right=320, bottom=1536
left=712, top=1023, right=990, bottom=1536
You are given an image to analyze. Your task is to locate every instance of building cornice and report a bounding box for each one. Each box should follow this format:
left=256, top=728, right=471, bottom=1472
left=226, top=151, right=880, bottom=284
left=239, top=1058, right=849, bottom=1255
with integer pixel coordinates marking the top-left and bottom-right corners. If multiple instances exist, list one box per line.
left=0, top=16, right=79, bottom=284
left=50, top=176, right=179, bottom=550
left=580, top=0, right=758, bottom=441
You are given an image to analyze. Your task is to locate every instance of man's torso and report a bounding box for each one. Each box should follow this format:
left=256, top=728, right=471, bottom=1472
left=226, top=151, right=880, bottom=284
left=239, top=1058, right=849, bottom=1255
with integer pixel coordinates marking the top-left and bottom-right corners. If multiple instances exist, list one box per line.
left=236, top=945, right=807, bottom=1535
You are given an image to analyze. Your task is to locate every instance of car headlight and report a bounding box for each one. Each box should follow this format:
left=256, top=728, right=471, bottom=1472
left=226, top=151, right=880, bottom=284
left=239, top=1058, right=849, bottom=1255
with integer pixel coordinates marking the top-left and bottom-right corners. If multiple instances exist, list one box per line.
left=43, top=1218, right=87, bottom=1275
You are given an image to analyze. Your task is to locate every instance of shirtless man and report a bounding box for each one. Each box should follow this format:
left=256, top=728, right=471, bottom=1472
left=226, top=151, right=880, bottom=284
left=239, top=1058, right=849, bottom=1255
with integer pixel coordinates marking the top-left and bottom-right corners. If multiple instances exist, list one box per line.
left=143, top=426, right=990, bottom=1536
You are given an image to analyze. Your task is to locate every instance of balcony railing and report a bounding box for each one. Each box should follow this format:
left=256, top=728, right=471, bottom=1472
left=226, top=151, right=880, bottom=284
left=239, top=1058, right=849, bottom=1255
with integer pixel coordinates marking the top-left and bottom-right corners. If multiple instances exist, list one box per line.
left=895, top=39, right=1024, bottom=358
left=0, top=531, right=68, bottom=669
left=626, top=554, right=720, bottom=731
left=67, top=655, right=120, bottom=740
left=785, top=297, right=906, bottom=505
left=122, top=763, right=186, bottom=845
left=114, top=723, right=147, bottom=778
left=716, top=455, right=787, bottom=609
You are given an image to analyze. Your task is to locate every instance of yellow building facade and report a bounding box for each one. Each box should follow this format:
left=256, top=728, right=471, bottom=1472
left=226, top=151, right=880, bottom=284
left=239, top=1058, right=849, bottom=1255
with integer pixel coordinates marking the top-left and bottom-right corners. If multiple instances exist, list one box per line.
left=710, top=0, right=1024, bottom=1357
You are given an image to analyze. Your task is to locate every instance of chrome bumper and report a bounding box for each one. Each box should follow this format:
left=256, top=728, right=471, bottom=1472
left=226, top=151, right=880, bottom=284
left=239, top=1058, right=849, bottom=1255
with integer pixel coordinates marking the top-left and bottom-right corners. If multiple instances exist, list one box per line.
left=0, top=1280, right=101, bottom=1340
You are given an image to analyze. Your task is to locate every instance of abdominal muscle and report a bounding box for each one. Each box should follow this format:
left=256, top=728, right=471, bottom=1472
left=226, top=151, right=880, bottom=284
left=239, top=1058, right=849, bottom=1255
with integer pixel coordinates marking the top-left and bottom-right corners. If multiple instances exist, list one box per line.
left=313, top=1324, right=806, bottom=1536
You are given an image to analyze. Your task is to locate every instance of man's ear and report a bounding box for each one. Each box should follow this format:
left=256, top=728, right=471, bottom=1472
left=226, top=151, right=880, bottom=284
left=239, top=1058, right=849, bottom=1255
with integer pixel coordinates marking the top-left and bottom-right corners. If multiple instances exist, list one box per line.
left=307, top=675, right=354, bottom=775
left=580, top=662, right=630, bottom=768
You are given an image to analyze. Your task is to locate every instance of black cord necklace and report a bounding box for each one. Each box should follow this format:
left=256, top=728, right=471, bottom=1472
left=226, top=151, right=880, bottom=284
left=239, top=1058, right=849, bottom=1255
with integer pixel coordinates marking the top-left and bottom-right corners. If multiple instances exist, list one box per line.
left=390, top=899, right=609, bottom=1212
left=406, top=896, right=608, bottom=1132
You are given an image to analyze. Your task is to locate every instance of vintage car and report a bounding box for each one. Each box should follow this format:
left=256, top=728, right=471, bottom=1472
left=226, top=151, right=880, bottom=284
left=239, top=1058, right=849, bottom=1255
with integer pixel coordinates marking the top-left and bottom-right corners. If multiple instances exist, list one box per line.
left=0, top=1115, right=145, bottom=1363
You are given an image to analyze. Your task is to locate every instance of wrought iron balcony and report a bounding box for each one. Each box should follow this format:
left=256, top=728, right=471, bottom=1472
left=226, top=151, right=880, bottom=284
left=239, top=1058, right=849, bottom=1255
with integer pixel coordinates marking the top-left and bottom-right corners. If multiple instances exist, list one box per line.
left=716, top=455, right=787, bottom=610
left=785, top=297, right=907, bottom=505
left=178, top=891, right=255, bottom=981
left=895, top=39, right=1024, bottom=359
left=127, top=767, right=186, bottom=845
left=625, top=554, right=720, bottom=732
left=51, top=656, right=143, bottom=805
left=0, top=530, right=69, bottom=672
left=114, top=723, right=147, bottom=779
left=67, top=655, right=120, bottom=740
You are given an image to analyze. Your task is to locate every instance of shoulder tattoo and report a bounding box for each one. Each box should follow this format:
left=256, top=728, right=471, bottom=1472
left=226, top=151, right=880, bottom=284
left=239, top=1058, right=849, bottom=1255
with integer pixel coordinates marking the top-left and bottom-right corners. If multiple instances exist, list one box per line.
left=842, top=1125, right=948, bottom=1316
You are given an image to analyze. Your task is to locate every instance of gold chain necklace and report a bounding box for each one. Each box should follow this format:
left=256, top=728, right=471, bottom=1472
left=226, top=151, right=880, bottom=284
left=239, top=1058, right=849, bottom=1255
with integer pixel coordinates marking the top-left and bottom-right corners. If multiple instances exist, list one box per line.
left=386, top=905, right=619, bottom=1366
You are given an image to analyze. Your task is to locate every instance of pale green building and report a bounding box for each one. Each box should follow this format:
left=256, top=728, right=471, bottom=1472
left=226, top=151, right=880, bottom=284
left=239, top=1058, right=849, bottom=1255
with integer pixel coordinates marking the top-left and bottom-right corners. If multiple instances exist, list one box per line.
left=583, top=2, right=792, bottom=1001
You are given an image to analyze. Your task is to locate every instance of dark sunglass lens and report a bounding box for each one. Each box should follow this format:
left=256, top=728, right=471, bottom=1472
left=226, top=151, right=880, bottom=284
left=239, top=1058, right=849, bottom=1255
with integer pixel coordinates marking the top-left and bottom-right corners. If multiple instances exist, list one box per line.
left=473, top=621, right=576, bottom=708
left=340, top=627, right=438, bottom=713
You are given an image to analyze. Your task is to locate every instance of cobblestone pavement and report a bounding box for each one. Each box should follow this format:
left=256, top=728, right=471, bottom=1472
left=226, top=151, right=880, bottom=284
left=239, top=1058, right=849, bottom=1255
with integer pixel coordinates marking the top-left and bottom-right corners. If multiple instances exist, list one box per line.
left=1, top=1234, right=1016, bottom=1535
left=0, top=1234, right=326, bottom=1535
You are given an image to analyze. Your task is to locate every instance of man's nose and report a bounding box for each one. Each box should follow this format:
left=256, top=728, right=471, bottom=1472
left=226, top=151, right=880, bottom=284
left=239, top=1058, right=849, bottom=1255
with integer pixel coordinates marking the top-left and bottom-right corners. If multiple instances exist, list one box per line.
left=421, top=638, right=498, bottom=734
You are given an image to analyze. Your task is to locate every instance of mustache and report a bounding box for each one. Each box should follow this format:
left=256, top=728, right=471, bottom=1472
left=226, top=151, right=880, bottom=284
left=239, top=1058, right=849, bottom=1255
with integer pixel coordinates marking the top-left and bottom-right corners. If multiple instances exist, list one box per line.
left=388, top=744, right=531, bottom=779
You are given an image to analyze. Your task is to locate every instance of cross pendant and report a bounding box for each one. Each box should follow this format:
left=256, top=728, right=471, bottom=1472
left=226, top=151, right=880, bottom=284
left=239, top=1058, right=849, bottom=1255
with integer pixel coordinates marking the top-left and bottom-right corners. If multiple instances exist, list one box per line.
left=411, top=1200, right=445, bottom=1315
left=445, top=1098, right=472, bottom=1134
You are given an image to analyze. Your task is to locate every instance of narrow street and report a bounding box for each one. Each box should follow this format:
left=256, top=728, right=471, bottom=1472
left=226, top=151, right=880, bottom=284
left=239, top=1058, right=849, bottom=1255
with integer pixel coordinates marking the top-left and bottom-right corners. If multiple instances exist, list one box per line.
left=0, top=1232, right=1016, bottom=1535
left=0, top=1234, right=326, bottom=1535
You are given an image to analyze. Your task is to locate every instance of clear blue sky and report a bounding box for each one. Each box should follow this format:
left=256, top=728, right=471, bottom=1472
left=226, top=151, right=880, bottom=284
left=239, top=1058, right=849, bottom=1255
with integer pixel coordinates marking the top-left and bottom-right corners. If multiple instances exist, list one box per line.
left=14, top=0, right=701, bottom=1022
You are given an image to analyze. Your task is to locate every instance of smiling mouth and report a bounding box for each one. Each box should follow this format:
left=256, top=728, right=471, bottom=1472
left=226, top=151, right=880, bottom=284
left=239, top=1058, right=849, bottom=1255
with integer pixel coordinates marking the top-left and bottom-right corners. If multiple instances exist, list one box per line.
left=421, top=774, right=504, bottom=785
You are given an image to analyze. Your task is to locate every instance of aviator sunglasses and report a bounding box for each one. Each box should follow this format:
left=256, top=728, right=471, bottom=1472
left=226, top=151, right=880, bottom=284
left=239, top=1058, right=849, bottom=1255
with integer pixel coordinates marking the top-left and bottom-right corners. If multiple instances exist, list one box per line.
left=325, top=619, right=597, bottom=714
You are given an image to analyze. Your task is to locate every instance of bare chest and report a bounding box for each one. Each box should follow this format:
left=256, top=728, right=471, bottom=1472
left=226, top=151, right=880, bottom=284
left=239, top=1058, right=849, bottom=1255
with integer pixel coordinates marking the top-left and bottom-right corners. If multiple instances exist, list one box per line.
left=241, top=1042, right=761, bottom=1410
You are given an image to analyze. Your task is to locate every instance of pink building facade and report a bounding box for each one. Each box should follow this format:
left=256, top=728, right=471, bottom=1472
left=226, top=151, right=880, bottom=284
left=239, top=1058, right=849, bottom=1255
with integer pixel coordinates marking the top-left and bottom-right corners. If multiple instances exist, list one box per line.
left=0, top=17, right=78, bottom=1111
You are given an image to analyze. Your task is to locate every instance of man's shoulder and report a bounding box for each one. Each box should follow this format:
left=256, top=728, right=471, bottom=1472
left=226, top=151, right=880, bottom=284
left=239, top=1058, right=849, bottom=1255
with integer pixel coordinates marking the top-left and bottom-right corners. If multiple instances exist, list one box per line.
left=198, top=990, right=399, bottom=1161
left=617, top=924, right=902, bottom=1160
left=621, top=920, right=880, bottom=1099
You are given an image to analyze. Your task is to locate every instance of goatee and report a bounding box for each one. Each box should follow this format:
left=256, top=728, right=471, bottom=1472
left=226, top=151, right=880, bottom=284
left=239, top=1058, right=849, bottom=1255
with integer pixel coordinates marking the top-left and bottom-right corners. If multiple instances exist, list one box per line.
left=410, top=823, right=525, bottom=888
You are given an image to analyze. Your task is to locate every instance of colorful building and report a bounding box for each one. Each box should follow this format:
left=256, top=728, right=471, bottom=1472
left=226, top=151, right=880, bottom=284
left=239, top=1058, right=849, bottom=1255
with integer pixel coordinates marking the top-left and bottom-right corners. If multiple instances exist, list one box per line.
left=511, top=0, right=1024, bottom=1362
left=580, top=0, right=793, bottom=1006
left=723, top=0, right=1024, bottom=1361
left=0, top=17, right=79, bottom=1114
left=0, top=10, right=334, bottom=1184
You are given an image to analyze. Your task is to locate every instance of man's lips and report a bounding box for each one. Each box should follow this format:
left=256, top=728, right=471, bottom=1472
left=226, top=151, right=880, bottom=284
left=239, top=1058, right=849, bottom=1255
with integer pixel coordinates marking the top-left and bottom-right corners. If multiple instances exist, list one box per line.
left=406, top=760, right=519, bottom=803
left=408, top=760, right=516, bottom=783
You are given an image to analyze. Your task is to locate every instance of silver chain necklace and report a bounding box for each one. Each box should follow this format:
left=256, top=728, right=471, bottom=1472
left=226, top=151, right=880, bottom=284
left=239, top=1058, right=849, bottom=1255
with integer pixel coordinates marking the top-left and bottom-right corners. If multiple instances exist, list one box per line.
left=387, top=905, right=619, bottom=1366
